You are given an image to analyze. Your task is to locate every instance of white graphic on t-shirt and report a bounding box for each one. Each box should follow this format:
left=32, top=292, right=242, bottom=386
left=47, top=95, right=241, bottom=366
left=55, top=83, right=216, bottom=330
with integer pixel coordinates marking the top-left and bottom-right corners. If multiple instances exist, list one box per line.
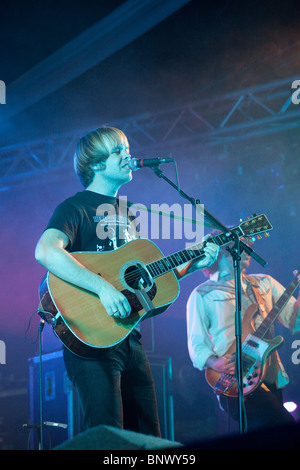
left=95, top=213, right=137, bottom=251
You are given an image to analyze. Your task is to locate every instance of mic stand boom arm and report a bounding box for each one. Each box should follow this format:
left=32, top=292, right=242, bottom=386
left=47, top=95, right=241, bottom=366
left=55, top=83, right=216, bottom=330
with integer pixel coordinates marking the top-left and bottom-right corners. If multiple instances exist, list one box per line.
left=151, top=167, right=267, bottom=265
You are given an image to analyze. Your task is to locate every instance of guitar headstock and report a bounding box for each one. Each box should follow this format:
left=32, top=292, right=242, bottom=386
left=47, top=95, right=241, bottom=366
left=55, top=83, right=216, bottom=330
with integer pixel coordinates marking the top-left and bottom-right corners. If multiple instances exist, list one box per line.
left=234, top=214, right=273, bottom=240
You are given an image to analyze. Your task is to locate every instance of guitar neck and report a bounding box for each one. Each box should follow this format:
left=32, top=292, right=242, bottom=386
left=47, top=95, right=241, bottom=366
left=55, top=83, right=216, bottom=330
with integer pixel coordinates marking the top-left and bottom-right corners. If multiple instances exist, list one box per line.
left=254, top=275, right=300, bottom=340
left=146, top=213, right=272, bottom=279
left=147, top=230, right=242, bottom=279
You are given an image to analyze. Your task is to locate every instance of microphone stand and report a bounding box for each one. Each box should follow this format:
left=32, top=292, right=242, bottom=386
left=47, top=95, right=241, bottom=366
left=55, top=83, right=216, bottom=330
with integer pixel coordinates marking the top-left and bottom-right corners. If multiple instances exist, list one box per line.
left=150, top=165, right=268, bottom=435
left=225, top=235, right=247, bottom=434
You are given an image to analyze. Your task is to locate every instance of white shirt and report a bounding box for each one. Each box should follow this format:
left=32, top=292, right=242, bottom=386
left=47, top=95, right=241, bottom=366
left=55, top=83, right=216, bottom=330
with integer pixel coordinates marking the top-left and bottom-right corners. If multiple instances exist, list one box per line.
left=186, top=272, right=300, bottom=387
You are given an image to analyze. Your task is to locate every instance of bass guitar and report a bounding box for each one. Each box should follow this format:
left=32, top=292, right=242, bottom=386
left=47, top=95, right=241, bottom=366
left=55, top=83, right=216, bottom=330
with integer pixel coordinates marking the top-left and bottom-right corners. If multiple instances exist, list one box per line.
left=38, top=214, right=272, bottom=358
left=205, top=270, right=300, bottom=397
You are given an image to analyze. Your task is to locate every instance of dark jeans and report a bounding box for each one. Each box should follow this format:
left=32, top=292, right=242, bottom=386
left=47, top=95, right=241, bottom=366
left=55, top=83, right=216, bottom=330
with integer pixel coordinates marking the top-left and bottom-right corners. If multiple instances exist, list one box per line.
left=63, top=332, right=161, bottom=437
left=220, top=382, right=295, bottom=432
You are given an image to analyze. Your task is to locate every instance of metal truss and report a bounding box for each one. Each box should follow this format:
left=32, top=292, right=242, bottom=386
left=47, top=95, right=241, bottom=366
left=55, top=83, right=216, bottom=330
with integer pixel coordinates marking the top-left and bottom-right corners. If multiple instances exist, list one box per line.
left=1, top=75, right=300, bottom=191
left=120, top=75, right=300, bottom=149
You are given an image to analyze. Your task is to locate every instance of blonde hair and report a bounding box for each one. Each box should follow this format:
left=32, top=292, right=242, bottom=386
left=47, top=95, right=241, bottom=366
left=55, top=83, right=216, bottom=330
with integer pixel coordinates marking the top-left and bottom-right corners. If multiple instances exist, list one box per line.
left=74, top=126, right=129, bottom=188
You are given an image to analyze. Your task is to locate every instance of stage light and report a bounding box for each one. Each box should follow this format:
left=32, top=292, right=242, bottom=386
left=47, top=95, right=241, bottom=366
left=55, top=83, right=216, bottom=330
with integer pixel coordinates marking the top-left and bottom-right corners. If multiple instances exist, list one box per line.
left=283, top=401, right=297, bottom=413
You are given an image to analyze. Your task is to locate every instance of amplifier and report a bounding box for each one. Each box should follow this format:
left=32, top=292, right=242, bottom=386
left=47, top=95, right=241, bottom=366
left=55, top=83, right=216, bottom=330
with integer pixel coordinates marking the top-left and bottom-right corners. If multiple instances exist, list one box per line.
left=28, top=349, right=174, bottom=449
left=28, top=350, right=83, bottom=450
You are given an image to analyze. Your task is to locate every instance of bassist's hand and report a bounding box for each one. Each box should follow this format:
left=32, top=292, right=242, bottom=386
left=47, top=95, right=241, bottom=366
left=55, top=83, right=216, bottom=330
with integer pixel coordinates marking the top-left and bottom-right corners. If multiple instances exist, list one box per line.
left=206, top=355, right=235, bottom=375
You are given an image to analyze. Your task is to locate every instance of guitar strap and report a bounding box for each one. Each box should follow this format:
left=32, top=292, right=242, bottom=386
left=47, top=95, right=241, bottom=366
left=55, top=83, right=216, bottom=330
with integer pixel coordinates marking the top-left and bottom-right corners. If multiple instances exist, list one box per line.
left=250, top=283, right=284, bottom=386
left=250, top=284, right=275, bottom=339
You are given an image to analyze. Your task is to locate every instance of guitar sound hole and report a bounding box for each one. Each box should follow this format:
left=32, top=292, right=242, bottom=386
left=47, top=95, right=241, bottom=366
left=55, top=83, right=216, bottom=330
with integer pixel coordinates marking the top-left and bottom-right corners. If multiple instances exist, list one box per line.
left=124, top=264, right=152, bottom=290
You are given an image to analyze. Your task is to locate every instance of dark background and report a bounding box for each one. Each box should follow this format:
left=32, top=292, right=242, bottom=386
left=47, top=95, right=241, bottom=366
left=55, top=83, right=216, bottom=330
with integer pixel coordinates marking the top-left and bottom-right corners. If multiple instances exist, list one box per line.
left=0, top=0, right=299, bottom=449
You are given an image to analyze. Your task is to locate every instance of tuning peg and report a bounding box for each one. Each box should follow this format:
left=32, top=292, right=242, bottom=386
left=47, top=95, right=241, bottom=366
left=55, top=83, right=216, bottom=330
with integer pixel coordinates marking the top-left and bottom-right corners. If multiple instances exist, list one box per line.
left=250, top=236, right=256, bottom=242
left=264, top=232, right=270, bottom=238
left=256, top=235, right=262, bottom=240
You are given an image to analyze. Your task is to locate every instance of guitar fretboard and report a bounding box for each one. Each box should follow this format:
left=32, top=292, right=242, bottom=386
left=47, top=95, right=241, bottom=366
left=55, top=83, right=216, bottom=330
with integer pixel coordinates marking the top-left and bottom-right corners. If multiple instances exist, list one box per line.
left=147, top=230, right=242, bottom=278
left=253, top=273, right=300, bottom=340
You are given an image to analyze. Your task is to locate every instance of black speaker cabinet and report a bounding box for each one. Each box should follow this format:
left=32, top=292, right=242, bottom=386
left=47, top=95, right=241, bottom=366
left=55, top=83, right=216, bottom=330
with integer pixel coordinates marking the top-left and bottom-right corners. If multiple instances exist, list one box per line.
left=28, top=350, right=83, bottom=449
left=28, top=350, right=174, bottom=449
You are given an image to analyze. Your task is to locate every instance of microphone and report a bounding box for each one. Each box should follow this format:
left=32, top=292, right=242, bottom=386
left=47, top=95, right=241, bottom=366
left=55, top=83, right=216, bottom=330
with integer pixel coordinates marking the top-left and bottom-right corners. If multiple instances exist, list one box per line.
left=128, top=157, right=173, bottom=171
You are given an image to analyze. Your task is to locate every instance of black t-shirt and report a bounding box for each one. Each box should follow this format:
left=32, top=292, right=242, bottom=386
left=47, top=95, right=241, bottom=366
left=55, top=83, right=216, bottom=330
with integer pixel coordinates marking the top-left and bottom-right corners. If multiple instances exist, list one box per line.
left=46, top=190, right=139, bottom=252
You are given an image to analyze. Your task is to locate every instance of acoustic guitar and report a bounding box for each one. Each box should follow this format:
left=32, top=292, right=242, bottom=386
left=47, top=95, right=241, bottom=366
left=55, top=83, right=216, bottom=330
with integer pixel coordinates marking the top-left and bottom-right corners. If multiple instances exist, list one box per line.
left=38, top=214, right=272, bottom=358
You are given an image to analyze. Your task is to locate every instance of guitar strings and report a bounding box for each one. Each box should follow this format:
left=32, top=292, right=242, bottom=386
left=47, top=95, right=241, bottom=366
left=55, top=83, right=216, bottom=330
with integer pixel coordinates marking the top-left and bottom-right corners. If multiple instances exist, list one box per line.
left=103, top=243, right=208, bottom=290
left=91, top=231, right=249, bottom=295
left=216, top=317, right=271, bottom=389
left=90, top=217, right=268, bottom=296
left=92, top=223, right=264, bottom=291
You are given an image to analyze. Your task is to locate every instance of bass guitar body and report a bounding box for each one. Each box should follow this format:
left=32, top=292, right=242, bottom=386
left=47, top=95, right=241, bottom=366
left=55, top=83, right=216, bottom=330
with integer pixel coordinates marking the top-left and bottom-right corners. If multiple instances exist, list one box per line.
left=205, top=304, right=284, bottom=397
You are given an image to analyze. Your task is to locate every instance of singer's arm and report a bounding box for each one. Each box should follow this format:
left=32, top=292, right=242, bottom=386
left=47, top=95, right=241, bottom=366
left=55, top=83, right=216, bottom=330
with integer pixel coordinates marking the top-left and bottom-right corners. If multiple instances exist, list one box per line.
left=35, top=228, right=132, bottom=319
left=175, top=242, right=219, bottom=280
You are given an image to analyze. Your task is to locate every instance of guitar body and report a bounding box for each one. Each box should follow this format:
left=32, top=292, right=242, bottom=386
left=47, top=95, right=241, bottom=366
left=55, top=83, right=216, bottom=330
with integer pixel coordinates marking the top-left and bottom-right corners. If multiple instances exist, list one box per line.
left=205, top=304, right=284, bottom=397
left=39, top=238, right=180, bottom=358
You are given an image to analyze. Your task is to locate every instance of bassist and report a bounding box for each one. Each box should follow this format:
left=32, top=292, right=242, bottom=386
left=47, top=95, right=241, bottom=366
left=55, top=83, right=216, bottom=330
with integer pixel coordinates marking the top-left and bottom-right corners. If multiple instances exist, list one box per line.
left=187, top=235, right=300, bottom=431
